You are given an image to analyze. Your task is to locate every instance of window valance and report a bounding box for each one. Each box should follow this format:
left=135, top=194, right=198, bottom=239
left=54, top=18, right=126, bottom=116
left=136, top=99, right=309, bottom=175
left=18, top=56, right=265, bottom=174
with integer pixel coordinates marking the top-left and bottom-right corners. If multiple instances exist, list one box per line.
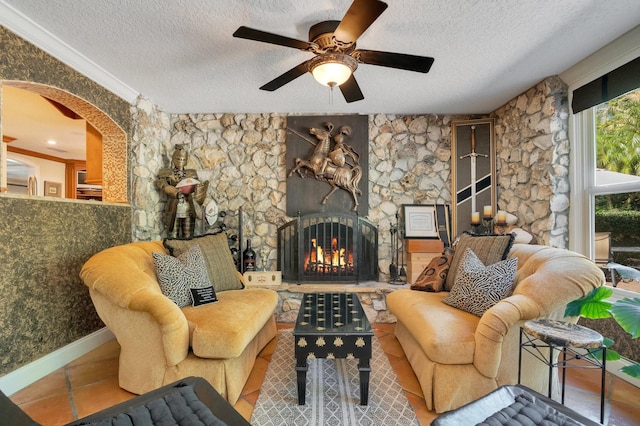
left=571, top=56, right=640, bottom=113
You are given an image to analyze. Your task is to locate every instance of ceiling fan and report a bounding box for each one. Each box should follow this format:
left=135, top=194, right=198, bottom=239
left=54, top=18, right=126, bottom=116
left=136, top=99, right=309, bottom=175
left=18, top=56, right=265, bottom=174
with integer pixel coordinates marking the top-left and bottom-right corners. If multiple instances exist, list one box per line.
left=233, top=0, right=434, bottom=103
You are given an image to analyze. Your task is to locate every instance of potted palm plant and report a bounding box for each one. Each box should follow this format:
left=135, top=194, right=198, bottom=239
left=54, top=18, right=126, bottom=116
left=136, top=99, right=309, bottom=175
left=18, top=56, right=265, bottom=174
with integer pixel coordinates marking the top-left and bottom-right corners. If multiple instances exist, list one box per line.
left=565, top=282, right=640, bottom=378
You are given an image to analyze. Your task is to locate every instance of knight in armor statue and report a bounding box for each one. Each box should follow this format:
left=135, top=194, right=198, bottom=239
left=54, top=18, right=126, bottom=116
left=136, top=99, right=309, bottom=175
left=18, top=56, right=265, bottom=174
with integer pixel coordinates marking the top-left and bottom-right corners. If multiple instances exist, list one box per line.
left=157, top=145, right=208, bottom=239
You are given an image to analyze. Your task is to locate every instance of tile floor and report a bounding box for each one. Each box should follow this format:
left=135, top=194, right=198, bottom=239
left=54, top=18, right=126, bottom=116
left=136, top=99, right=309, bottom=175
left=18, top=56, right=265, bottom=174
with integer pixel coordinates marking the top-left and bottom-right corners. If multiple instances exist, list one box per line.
left=10, top=323, right=640, bottom=425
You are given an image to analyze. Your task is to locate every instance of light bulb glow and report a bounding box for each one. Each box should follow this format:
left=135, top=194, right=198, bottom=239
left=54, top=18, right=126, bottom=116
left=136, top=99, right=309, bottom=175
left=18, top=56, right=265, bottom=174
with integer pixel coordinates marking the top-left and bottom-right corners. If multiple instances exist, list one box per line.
left=312, top=62, right=352, bottom=86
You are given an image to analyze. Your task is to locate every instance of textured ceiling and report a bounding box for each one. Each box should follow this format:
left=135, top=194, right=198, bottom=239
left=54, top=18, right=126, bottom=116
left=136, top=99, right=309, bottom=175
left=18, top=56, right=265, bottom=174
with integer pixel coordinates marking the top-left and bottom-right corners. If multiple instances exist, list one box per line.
left=1, top=0, right=640, bottom=115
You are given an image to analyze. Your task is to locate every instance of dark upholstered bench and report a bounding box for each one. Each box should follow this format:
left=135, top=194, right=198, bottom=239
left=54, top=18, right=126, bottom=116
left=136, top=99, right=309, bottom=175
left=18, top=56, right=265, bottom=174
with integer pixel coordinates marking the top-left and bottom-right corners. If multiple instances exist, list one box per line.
left=431, top=385, right=601, bottom=426
left=3, top=377, right=250, bottom=426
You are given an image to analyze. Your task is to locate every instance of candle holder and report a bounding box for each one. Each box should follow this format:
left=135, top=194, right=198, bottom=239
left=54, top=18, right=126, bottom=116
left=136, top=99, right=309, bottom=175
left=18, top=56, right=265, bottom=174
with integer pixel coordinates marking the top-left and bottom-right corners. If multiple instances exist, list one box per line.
left=495, top=221, right=508, bottom=235
left=470, top=223, right=482, bottom=234
left=482, top=216, right=494, bottom=234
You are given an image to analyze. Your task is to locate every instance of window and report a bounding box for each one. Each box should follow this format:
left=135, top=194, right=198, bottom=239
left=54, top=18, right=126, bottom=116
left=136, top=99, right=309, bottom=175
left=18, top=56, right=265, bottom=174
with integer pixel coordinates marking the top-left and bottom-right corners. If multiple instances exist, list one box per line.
left=593, top=89, right=640, bottom=293
left=565, top=28, right=640, bottom=298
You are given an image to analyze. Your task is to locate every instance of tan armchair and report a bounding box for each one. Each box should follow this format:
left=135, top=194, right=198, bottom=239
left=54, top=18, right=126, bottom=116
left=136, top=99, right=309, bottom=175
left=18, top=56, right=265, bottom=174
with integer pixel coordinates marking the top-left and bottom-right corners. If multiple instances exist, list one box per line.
left=387, top=244, right=604, bottom=413
left=80, top=241, right=278, bottom=404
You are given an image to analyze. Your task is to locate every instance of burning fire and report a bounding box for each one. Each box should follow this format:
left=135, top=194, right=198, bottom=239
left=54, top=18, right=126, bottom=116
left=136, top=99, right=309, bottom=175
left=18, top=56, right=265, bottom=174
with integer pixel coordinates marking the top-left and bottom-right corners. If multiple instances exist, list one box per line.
left=305, top=238, right=353, bottom=273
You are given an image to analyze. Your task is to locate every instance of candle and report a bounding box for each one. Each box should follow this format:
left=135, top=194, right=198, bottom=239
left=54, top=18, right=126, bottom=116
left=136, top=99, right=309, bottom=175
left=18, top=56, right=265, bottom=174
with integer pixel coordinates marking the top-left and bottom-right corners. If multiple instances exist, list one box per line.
left=471, top=212, right=481, bottom=225
left=483, top=205, right=493, bottom=219
left=496, top=210, right=507, bottom=224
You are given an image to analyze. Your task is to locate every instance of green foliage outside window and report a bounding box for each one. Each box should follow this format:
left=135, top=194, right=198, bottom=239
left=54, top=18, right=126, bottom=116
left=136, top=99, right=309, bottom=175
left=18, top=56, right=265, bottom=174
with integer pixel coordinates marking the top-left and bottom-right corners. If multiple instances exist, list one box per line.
left=596, top=90, right=640, bottom=178
left=595, top=90, right=640, bottom=264
left=595, top=89, right=640, bottom=211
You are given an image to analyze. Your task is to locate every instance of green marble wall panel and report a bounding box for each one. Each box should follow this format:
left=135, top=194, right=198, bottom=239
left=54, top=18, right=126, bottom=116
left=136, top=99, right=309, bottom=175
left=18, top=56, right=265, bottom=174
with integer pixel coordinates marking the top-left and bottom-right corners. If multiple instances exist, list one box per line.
left=0, top=25, right=135, bottom=375
left=0, top=195, right=131, bottom=375
left=0, top=25, right=131, bottom=133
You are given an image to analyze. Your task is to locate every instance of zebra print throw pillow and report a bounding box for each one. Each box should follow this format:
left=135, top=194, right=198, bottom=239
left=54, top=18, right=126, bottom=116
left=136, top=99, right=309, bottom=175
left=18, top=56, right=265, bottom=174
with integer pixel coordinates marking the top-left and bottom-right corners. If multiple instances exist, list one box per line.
left=153, top=244, right=214, bottom=307
left=442, top=248, right=518, bottom=317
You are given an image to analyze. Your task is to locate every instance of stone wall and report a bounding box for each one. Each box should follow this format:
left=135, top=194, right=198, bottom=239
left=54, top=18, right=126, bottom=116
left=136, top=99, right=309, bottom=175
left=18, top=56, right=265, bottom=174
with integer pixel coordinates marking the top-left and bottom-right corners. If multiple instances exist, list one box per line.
left=491, top=76, right=570, bottom=247
left=130, top=96, right=171, bottom=241
left=130, top=111, right=469, bottom=279
left=368, top=114, right=466, bottom=274
left=130, top=81, right=568, bottom=266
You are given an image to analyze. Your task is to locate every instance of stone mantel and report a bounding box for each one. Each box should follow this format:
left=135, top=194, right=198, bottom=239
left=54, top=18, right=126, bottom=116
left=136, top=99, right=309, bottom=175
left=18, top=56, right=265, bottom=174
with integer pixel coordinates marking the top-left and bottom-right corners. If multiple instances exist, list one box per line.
left=247, top=280, right=408, bottom=324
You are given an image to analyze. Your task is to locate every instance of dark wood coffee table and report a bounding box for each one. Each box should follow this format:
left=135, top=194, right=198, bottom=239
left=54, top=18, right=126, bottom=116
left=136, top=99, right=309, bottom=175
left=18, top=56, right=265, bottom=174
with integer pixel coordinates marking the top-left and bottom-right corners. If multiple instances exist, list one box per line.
left=293, top=292, right=373, bottom=405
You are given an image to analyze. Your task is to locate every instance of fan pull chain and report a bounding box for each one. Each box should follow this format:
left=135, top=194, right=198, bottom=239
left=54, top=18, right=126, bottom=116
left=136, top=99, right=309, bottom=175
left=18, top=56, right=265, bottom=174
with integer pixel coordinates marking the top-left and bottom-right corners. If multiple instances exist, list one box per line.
left=328, top=82, right=337, bottom=105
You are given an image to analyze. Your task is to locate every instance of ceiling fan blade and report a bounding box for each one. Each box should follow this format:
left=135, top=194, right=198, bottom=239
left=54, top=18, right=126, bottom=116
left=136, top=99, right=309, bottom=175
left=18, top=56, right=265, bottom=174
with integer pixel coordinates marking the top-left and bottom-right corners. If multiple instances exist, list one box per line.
left=355, top=49, right=434, bottom=73
left=339, top=75, right=365, bottom=103
left=260, top=61, right=311, bottom=91
left=334, top=0, right=388, bottom=46
left=233, top=26, right=317, bottom=51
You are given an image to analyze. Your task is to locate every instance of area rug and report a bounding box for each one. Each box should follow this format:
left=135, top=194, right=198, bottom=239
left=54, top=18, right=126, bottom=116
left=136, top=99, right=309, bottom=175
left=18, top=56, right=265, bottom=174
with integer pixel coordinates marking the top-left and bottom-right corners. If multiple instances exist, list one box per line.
left=251, top=329, right=419, bottom=425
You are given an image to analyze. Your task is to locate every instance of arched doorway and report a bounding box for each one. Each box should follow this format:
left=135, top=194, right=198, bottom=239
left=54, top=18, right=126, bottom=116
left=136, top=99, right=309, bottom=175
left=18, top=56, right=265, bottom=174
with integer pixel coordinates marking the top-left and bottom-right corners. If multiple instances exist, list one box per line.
left=2, top=81, right=128, bottom=203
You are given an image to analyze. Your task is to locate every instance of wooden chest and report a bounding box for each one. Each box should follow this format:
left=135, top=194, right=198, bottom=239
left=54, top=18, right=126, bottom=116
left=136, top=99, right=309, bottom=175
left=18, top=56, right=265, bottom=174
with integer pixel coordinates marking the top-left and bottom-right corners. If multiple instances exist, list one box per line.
left=403, top=239, right=445, bottom=284
left=405, top=252, right=439, bottom=284
left=405, top=239, right=444, bottom=253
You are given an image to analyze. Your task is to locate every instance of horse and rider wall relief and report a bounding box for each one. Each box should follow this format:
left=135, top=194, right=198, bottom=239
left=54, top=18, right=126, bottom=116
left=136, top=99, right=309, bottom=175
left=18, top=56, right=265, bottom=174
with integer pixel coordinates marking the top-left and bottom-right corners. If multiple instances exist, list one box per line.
left=286, top=115, right=369, bottom=216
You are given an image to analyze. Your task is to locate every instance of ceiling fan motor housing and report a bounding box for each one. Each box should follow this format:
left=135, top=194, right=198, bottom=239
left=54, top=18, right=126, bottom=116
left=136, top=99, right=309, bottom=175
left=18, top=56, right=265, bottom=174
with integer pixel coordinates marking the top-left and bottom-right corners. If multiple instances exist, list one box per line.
left=309, top=20, right=353, bottom=51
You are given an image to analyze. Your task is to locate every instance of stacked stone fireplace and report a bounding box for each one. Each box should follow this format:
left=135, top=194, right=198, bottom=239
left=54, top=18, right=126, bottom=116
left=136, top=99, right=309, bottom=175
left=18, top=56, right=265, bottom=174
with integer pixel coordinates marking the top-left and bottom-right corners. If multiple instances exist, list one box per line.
left=278, top=213, right=378, bottom=283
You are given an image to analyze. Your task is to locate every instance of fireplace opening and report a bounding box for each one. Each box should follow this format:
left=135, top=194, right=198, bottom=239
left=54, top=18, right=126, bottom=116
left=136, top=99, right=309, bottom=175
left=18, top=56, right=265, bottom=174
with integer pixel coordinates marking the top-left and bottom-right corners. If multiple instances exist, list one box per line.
left=278, top=213, right=378, bottom=283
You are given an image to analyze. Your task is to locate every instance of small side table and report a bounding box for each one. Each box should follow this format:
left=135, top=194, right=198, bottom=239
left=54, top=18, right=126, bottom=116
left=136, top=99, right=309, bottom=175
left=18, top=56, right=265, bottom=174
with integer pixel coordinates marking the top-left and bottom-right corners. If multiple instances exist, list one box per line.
left=518, top=319, right=606, bottom=424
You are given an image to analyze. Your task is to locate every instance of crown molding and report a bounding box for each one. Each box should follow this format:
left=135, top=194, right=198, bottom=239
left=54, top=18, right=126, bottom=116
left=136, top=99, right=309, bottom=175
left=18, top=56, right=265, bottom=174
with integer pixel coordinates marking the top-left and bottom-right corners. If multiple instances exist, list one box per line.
left=0, top=0, right=139, bottom=103
left=560, top=24, right=640, bottom=91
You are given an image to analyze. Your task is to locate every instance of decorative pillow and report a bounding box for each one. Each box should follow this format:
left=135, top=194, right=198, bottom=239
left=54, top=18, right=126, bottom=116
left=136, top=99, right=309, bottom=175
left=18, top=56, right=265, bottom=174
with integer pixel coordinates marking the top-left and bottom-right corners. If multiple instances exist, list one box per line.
left=164, top=232, right=243, bottom=292
left=442, top=248, right=518, bottom=317
left=411, top=254, right=453, bottom=292
left=445, top=232, right=515, bottom=291
left=153, top=244, right=213, bottom=307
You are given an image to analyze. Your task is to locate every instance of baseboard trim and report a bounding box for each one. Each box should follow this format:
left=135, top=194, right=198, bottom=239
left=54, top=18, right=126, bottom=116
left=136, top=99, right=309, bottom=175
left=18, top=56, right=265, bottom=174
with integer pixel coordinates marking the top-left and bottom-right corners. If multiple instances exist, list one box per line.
left=0, top=328, right=115, bottom=396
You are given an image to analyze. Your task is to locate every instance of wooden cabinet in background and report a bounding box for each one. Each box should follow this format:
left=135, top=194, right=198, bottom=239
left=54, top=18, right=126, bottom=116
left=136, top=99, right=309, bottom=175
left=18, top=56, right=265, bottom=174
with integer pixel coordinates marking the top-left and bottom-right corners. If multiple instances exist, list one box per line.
left=65, top=160, right=86, bottom=199
left=85, top=122, right=102, bottom=185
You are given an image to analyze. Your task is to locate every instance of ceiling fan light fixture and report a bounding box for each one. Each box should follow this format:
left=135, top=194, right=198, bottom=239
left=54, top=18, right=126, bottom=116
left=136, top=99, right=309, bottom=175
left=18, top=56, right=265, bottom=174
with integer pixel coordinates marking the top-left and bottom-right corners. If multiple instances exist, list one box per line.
left=309, top=53, right=357, bottom=87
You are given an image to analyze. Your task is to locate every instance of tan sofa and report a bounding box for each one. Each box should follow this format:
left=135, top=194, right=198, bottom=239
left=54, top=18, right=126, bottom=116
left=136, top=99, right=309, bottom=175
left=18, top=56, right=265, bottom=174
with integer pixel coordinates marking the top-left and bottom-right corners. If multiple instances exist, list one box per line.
left=387, top=243, right=604, bottom=413
left=80, top=240, right=278, bottom=405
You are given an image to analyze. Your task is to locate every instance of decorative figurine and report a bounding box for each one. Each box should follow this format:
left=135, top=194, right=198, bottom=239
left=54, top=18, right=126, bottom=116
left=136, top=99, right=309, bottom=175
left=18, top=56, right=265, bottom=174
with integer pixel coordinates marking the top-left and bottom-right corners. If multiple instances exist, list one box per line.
left=157, top=145, right=209, bottom=239
left=260, top=246, right=270, bottom=271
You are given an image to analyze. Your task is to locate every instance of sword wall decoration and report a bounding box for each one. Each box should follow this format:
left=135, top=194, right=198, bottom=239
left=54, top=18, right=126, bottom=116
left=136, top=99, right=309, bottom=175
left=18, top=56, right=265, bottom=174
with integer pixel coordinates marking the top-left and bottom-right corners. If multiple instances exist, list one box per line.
left=459, top=125, right=488, bottom=215
left=451, top=119, right=496, bottom=236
